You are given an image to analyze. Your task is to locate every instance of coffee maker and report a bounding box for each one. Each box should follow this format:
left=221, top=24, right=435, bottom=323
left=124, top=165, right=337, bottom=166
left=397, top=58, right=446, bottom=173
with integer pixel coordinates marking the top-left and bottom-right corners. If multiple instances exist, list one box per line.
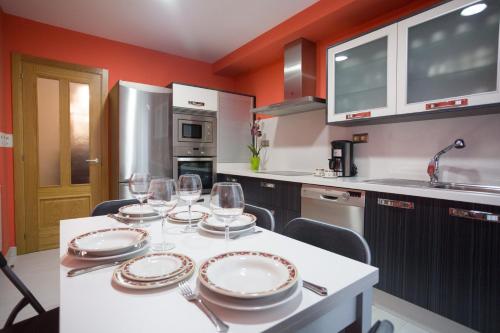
left=329, top=140, right=357, bottom=177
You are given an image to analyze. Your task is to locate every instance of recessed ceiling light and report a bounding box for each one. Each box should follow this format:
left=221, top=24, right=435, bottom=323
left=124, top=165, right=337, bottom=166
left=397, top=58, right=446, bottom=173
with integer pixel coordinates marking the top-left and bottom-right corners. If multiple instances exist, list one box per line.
left=335, top=55, right=348, bottom=62
left=460, top=3, right=487, bottom=16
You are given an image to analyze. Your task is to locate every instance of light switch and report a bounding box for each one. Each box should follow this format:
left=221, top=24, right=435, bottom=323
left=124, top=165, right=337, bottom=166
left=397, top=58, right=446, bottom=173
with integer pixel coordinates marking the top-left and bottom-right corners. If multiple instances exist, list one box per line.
left=0, top=132, right=13, bottom=148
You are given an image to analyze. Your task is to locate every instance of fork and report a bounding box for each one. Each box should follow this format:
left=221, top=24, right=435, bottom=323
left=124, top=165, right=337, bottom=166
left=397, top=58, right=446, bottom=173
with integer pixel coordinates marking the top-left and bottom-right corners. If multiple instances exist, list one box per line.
left=178, top=281, right=229, bottom=333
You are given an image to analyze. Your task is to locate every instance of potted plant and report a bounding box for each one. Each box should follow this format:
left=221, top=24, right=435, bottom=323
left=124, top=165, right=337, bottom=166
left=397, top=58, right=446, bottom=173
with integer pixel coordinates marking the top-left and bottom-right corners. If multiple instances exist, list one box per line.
left=247, top=120, right=263, bottom=171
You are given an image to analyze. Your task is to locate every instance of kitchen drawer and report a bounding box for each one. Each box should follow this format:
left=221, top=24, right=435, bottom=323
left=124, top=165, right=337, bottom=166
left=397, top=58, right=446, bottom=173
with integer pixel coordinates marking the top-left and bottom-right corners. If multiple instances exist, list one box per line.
left=172, top=83, right=218, bottom=112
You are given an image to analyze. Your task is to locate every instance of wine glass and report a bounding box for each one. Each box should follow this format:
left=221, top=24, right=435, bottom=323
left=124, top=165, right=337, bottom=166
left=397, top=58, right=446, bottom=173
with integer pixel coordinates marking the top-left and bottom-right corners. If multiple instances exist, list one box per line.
left=210, top=182, right=245, bottom=240
left=178, top=174, right=203, bottom=233
left=148, top=178, right=178, bottom=251
left=128, top=172, right=152, bottom=221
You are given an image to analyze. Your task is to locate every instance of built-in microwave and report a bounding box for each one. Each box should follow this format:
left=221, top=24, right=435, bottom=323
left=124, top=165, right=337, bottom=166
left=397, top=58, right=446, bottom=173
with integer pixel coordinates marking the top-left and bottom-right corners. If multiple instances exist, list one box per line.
left=173, top=112, right=216, bottom=145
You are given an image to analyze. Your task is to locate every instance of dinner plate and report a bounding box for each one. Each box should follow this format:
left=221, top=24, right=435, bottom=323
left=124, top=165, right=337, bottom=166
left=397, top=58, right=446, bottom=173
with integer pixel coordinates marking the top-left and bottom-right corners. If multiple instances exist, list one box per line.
left=113, top=256, right=195, bottom=290
left=115, top=213, right=161, bottom=222
left=197, top=222, right=255, bottom=236
left=68, top=228, right=149, bottom=256
left=118, top=204, right=158, bottom=218
left=167, top=211, right=208, bottom=223
left=199, top=251, right=299, bottom=299
left=67, top=240, right=150, bottom=261
left=121, top=253, right=189, bottom=282
left=199, top=278, right=302, bottom=311
left=202, top=213, right=256, bottom=231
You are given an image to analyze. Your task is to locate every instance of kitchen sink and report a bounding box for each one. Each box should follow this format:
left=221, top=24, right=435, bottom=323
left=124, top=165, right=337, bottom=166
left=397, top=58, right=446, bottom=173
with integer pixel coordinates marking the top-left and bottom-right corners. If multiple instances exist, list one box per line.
left=430, top=183, right=500, bottom=195
left=365, top=178, right=500, bottom=195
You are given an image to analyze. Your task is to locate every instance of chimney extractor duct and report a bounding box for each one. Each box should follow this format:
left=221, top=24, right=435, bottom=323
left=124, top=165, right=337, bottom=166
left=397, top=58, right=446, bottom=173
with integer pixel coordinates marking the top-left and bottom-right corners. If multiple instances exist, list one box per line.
left=252, top=38, right=326, bottom=117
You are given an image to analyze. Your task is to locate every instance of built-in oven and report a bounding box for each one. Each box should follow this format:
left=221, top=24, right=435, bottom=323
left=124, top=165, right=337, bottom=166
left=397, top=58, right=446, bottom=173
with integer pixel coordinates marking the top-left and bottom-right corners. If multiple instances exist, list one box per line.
left=173, top=112, right=216, bottom=148
left=173, top=157, right=216, bottom=194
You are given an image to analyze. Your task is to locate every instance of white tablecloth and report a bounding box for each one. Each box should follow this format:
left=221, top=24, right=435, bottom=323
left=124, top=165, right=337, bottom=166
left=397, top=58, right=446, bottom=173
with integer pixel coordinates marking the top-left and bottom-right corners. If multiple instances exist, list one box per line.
left=59, top=212, right=378, bottom=333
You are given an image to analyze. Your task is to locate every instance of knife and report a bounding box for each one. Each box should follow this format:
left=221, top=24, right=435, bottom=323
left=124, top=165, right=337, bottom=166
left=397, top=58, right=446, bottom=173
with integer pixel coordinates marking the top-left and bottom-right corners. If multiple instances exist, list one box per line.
left=303, top=280, right=328, bottom=296
left=67, top=260, right=126, bottom=277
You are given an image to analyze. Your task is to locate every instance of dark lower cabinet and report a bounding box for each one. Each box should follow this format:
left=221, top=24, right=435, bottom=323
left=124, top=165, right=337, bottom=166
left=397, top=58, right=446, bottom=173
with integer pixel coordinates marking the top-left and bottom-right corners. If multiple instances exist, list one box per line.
left=365, top=191, right=500, bottom=333
left=217, top=174, right=301, bottom=232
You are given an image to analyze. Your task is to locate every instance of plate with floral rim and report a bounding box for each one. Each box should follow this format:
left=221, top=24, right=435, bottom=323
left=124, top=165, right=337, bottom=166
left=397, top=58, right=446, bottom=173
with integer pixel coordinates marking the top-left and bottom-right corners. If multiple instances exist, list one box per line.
left=121, top=253, right=190, bottom=282
left=113, top=255, right=195, bottom=290
left=198, top=251, right=298, bottom=299
left=68, top=227, right=150, bottom=256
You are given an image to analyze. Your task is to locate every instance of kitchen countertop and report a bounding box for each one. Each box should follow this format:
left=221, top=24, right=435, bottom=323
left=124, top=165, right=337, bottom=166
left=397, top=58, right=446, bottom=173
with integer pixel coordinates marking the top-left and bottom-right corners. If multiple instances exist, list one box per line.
left=217, top=164, right=500, bottom=206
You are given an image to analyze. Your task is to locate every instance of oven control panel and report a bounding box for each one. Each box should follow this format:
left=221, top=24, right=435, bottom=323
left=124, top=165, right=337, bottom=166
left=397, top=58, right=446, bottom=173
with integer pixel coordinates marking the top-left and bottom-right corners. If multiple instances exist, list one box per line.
left=173, top=146, right=216, bottom=157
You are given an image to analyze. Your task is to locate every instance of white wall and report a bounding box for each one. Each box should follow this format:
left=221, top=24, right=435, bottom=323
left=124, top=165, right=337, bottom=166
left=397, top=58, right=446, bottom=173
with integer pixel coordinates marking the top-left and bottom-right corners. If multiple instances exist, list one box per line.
left=261, top=110, right=500, bottom=184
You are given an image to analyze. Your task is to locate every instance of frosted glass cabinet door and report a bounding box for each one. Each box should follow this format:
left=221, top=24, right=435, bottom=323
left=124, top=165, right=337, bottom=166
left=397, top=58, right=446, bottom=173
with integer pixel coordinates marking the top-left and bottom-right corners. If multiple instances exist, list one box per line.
left=327, top=24, right=397, bottom=123
left=397, top=0, right=500, bottom=114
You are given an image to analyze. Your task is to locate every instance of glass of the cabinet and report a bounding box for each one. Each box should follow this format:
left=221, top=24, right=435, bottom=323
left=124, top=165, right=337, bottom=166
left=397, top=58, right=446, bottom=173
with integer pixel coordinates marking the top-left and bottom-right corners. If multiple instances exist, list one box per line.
left=406, top=0, right=500, bottom=104
left=334, top=36, right=388, bottom=114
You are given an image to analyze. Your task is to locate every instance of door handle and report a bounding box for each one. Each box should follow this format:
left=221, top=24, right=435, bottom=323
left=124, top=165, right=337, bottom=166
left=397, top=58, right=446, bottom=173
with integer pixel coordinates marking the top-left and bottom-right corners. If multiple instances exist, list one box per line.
left=188, top=100, right=205, bottom=107
left=377, top=198, right=414, bottom=209
left=85, top=158, right=100, bottom=164
left=261, top=182, right=276, bottom=189
left=449, top=208, right=499, bottom=222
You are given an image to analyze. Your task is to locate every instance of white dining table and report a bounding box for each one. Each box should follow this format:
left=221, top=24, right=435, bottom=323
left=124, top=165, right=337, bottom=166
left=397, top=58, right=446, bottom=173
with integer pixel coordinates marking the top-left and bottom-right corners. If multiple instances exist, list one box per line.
left=59, top=212, right=378, bottom=333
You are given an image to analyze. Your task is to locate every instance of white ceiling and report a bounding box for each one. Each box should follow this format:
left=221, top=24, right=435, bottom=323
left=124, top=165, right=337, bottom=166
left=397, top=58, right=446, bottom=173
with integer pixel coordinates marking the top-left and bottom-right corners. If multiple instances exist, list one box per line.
left=0, top=0, right=319, bottom=63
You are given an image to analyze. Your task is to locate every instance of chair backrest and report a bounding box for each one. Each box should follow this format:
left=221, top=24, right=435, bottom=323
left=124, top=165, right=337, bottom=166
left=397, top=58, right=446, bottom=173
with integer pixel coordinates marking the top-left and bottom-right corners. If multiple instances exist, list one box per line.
left=244, top=204, right=275, bottom=232
left=283, top=217, right=371, bottom=265
left=91, top=199, right=139, bottom=216
left=369, top=320, right=395, bottom=333
left=0, top=252, right=46, bottom=328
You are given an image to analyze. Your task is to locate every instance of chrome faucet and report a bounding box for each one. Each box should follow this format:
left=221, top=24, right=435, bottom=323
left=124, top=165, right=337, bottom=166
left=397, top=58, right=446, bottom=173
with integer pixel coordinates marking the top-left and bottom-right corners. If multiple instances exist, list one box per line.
left=427, top=139, right=466, bottom=184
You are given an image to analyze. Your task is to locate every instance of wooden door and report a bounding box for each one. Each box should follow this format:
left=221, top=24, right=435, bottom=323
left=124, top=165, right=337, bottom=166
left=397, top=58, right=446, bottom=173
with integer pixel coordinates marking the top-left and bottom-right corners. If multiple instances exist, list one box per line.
left=14, top=56, right=108, bottom=253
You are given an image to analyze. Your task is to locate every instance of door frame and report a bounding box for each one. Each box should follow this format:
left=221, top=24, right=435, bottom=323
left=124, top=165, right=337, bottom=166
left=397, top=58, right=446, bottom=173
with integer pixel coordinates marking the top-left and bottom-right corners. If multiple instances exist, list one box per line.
left=12, top=53, right=109, bottom=254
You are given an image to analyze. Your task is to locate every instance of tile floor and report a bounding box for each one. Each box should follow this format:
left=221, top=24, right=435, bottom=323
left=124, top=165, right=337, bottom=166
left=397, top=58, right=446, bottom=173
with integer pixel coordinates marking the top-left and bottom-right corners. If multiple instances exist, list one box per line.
left=1, top=249, right=478, bottom=332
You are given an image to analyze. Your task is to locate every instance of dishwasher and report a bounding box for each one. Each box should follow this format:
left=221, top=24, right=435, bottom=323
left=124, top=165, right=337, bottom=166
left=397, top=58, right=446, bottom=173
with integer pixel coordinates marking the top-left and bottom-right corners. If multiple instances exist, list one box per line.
left=301, top=185, right=365, bottom=235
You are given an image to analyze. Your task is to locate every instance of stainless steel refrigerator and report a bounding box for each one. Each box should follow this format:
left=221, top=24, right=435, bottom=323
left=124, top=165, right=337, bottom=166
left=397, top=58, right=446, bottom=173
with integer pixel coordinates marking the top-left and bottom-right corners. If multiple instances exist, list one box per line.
left=109, top=81, right=172, bottom=199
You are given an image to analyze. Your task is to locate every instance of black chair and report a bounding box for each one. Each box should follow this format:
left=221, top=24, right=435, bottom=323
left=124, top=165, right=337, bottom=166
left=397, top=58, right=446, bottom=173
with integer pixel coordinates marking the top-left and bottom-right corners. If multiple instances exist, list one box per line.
left=244, top=204, right=275, bottom=232
left=0, top=253, right=59, bottom=332
left=91, top=198, right=139, bottom=216
left=283, top=217, right=371, bottom=264
left=369, top=320, right=394, bottom=333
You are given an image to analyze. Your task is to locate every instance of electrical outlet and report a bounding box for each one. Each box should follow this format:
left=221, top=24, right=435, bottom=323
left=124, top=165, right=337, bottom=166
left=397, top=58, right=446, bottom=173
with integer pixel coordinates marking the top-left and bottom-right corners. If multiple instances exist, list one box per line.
left=352, top=133, right=368, bottom=143
left=0, top=132, right=13, bottom=148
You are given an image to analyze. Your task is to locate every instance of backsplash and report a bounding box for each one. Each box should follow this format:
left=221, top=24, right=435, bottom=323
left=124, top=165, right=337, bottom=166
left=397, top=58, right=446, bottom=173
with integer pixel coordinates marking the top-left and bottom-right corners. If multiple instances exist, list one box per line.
left=260, top=110, right=500, bottom=184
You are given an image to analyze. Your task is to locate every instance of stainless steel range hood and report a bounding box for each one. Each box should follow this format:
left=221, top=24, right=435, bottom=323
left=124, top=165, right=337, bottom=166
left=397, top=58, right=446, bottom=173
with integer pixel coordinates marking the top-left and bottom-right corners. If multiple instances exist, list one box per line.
left=252, top=38, right=326, bottom=117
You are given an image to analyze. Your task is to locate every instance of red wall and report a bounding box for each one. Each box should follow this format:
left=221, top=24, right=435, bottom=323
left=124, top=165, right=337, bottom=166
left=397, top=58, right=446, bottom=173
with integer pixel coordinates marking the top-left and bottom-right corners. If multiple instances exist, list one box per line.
left=1, top=14, right=236, bottom=253
left=234, top=1, right=439, bottom=106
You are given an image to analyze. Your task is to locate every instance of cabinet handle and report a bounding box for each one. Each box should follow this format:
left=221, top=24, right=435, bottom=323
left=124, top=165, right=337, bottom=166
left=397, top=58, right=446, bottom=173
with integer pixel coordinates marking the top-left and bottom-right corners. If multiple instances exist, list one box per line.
left=449, top=208, right=499, bottom=223
left=188, top=100, right=205, bottom=107
left=377, top=198, right=414, bottom=209
left=346, top=111, right=371, bottom=120
left=261, top=182, right=276, bottom=189
left=227, top=177, right=238, bottom=182
left=426, top=98, right=468, bottom=110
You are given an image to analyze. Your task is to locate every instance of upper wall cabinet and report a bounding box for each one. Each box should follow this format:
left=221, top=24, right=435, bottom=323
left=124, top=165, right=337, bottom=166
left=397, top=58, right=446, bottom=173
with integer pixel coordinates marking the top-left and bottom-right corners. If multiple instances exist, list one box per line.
left=172, top=83, right=219, bottom=112
left=217, top=92, right=254, bottom=163
left=397, top=0, right=500, bottom=114
left=327, top=24, right=398, bottom=122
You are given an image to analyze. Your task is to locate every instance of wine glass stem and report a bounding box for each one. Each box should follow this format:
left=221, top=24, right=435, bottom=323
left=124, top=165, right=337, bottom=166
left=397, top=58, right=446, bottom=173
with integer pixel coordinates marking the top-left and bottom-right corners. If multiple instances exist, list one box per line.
left=161, top=215, right=166, bottom=248
left=225, top=225, right=229, bottom=240
left=188, top=203, right=192, bottom=230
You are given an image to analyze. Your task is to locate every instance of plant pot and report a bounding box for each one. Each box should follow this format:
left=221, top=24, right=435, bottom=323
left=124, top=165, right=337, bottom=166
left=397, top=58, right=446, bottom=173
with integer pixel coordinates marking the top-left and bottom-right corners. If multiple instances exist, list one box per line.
left=250, top=156, right=260, bottom=171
